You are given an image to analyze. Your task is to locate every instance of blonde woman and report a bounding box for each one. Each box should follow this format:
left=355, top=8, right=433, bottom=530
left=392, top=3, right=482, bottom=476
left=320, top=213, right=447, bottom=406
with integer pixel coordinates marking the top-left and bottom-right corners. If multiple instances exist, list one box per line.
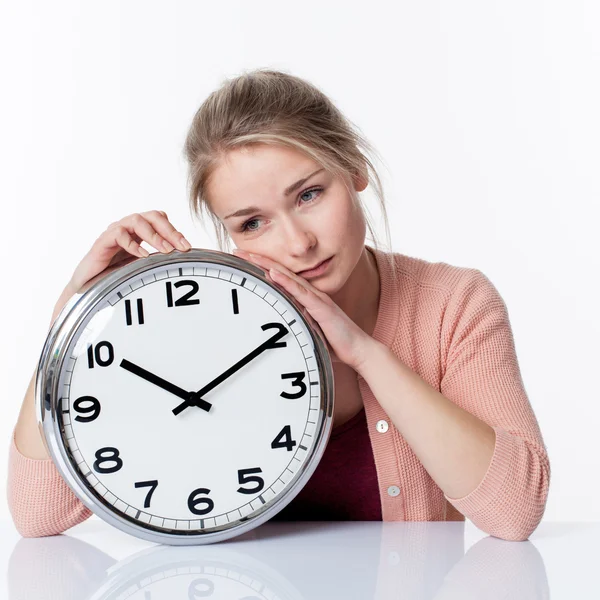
left=7, top=69, right=550, bottom=541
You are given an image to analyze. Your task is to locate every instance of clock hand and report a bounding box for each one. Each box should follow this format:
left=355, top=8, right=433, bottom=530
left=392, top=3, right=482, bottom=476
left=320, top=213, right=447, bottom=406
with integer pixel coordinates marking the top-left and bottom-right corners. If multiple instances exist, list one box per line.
left=172, top=342, right=269, bottom=416
left=172, top=321, right=289, bottom=416
left=120, top=359, right=212, bottom=412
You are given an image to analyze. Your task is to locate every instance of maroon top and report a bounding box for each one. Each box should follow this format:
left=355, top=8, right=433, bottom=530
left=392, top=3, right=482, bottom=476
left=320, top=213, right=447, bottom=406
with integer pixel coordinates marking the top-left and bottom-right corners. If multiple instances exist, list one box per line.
left=270, top=407, right=383, bottom=521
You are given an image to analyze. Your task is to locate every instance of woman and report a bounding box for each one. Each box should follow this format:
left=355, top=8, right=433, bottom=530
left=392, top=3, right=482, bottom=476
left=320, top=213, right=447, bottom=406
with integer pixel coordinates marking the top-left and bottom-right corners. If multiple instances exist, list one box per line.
left=7, top=69, right=550, bottom=541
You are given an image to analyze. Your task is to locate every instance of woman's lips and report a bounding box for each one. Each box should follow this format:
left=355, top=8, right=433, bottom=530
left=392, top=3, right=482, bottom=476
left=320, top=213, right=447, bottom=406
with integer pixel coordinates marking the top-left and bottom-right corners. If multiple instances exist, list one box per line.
left=297, top=256, right=333, bottom=278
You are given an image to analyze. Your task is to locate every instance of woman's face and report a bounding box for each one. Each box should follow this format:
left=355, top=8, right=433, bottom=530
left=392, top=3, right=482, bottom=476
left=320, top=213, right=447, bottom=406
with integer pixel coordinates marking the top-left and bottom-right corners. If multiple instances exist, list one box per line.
left=206, top=143, right=368, bottom=294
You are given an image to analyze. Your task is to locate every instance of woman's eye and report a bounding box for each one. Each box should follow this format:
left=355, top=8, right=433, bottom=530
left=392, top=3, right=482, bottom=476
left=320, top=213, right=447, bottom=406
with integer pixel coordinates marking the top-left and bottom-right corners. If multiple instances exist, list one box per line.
left=299, top=187, right=322, bottom=203
left=240, top=218, right=259, bottom=232
left=239, top=187, right=323, bottom=233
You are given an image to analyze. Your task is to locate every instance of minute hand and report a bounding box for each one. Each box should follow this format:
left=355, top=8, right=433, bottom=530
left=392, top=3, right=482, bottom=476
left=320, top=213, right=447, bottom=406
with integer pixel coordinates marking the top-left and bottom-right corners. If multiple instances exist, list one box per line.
left=172, top=322, right=289, bottom=416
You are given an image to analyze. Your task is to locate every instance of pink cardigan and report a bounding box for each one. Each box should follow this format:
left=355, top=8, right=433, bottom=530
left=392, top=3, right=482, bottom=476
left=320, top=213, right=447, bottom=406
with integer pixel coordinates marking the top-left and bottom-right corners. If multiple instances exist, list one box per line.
left=6, top=245, right=550, bottom=540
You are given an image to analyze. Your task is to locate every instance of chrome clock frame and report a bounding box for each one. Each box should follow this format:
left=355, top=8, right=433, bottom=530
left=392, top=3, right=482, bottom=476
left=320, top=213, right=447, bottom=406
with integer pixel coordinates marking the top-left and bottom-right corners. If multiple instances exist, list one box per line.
left=35, top=249, right=335, bottom=545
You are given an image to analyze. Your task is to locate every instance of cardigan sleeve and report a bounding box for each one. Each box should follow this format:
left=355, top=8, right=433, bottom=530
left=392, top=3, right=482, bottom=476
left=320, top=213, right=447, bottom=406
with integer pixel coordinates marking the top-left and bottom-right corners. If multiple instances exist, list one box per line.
left=7, top=426, right=93, bottom=537
left=439, top=268, right=550, bottom=541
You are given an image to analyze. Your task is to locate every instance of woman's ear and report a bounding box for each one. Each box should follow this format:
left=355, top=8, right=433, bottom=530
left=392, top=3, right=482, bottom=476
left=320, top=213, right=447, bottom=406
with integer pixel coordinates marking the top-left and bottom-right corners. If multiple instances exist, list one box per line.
left=351, top=166, right=369, bottom=192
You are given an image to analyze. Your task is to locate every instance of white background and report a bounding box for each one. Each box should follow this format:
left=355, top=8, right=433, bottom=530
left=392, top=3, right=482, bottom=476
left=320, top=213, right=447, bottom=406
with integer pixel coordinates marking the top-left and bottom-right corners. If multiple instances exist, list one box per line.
left=0, top=0, right=598, bottom=526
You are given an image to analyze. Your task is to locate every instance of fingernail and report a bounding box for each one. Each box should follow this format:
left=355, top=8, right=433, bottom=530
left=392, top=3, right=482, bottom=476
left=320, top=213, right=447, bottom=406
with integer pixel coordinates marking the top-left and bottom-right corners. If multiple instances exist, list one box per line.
left=163, top=240, right=175, bottom=252
left=180, top=237, right=191, bottom=250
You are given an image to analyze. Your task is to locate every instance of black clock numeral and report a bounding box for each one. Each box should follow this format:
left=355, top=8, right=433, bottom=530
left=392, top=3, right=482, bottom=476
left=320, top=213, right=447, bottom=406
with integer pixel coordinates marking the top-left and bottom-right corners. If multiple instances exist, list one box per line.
left=262, top=322, right=289, bottom=349
left=73, top=395, right=101, bottom=422
left=280, top=371, right=307, bottom=399
left=93, top=447, right=123, bottom=474
left=135, top=479, right=158, bottom=508
left=188, top=487, right=214, bottom=515
left=166, top=280, right=200, bottom=307
left=87, top=341, right=114, bottom=368
left=237, top=467, right=265, bottom=494
left=125, top=298, right=145, bottom=326
left=231, top=288, right=240, bottom=314
left=271, top=425, right=297, bottom=452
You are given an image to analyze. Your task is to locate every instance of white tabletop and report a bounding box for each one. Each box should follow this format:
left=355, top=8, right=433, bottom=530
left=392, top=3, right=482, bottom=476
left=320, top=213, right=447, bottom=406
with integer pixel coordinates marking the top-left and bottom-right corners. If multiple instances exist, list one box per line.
left=0, top=518, right=595, bottom=599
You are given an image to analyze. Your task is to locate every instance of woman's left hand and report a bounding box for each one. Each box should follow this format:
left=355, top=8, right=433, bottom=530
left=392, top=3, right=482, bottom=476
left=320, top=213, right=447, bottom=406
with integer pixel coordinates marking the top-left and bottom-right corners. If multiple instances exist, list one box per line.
left=232, top=249, right=373, bottom=372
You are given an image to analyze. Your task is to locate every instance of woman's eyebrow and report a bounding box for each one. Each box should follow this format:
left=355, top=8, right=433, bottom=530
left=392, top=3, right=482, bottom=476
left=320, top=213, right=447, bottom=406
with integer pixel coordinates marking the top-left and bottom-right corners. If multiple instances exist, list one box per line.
left=224, top=168, right=325, bottom=220
left=283, top=168, right=324, bottom=196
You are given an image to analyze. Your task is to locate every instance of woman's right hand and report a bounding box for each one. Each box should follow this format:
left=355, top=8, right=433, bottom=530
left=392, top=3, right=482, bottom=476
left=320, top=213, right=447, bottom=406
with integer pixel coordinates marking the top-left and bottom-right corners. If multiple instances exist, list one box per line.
left=53, top=210, right=192, bottom=318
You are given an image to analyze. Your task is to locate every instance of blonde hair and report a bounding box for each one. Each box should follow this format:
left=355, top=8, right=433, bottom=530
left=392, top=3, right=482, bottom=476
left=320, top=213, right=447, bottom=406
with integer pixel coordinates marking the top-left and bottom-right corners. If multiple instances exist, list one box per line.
left=182, top=68, right=397, bottom=278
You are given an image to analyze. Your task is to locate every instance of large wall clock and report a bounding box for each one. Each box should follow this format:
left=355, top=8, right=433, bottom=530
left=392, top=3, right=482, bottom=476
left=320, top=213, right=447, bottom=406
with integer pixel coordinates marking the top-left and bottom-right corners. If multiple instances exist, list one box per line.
left=36, top=248, right=335, bottom=545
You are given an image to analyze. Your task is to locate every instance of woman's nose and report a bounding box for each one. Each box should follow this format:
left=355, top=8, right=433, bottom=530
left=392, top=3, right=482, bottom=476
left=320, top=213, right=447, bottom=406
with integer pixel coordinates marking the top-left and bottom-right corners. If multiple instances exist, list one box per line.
left=281, top=222, right=317, bottom=255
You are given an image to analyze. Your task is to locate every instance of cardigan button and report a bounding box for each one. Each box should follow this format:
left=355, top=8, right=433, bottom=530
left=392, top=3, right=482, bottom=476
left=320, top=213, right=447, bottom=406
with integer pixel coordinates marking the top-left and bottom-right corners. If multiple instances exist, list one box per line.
left=387, top=485, right=401, bottom=497
left=376, top=420, right=389, bottom=433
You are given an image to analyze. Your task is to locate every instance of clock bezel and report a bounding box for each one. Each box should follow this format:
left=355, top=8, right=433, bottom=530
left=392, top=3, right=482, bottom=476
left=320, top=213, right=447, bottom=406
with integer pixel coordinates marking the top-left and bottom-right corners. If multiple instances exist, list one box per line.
left=36, top=248, right=335, bottom=545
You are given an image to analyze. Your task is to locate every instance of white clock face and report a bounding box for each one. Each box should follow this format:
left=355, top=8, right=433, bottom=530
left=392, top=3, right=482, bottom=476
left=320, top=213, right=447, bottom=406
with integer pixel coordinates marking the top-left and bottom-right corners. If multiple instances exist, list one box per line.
left=55, top=260, right=328, bottom=534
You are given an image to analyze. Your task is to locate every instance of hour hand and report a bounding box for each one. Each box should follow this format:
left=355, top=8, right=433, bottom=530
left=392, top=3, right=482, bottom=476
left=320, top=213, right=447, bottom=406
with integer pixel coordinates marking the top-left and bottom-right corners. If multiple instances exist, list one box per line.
left=120, top=359, right=212, bottom=412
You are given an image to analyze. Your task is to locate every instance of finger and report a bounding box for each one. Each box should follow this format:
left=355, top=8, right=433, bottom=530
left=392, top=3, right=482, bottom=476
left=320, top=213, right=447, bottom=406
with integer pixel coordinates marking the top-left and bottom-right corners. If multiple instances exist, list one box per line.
left=109, top=212, right=186, bottom=254
left=269, top=266, right=322, bottom=300
left=237, top=251, right=312, bottom=292
left=141, top=210, right=192, bottom=252
left=110, top=224, right=151, bottom=258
